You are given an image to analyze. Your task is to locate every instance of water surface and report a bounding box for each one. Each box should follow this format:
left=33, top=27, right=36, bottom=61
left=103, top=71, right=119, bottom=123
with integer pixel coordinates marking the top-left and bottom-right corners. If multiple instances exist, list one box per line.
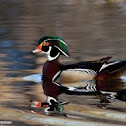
left=0, top=0, right=126, bottom=125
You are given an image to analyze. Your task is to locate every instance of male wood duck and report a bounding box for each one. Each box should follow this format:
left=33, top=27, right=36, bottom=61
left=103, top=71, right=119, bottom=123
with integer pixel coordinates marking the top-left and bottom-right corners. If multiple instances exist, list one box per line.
left=32, top=36, right=126, bottom=112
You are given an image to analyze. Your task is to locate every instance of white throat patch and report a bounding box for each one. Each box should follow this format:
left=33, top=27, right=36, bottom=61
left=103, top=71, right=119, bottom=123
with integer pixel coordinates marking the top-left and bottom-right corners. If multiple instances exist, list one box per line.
left=45, top=46, right=60, bottom=61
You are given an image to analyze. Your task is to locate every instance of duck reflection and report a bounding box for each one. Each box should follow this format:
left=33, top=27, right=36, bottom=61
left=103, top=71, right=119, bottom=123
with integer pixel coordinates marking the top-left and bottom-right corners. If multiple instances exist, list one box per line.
left=96, top=78, right=126, bottom=102
left=64, top=77, right=126, bottom=102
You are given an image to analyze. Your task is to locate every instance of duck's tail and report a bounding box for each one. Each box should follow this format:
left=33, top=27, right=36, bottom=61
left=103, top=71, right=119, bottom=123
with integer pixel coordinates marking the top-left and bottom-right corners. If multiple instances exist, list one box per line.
left=95, top=56, right=112, bottom=63
left=95, top=60, right=126, bottom=80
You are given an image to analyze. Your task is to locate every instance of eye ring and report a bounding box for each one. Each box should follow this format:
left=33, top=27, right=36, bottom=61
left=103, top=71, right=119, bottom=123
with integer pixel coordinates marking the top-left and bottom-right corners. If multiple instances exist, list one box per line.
left=43, top=42, right=49, bottom=46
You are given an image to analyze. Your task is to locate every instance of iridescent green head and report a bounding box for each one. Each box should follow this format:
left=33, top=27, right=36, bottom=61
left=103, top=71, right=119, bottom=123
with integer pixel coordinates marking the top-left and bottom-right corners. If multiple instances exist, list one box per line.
left=32, top=36, right=70, bottom=61
left=38, top=36, right=69, bottom=57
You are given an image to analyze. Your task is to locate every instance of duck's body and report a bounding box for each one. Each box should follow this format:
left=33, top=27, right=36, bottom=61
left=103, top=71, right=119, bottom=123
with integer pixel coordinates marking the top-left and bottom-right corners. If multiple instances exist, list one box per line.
left=42, top=57, right=126, bottom=99
left=60, top=57, right=111, bottom=83
left=32, top=36, right=126, bottom=111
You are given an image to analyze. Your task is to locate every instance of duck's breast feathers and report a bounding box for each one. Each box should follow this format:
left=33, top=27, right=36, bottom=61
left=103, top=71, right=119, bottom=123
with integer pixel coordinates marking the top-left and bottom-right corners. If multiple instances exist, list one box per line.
left=43, top=60, right=62, bottom=81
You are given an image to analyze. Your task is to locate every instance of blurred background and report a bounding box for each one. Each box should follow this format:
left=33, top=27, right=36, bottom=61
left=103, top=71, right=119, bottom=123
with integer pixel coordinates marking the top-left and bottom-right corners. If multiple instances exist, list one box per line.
left=0, top=0, right=126, bottom=125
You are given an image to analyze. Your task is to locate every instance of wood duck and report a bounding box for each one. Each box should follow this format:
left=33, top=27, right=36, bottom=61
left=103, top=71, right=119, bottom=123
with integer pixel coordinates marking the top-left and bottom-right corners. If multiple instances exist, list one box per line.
left=31, top=36, right=126, bottom=108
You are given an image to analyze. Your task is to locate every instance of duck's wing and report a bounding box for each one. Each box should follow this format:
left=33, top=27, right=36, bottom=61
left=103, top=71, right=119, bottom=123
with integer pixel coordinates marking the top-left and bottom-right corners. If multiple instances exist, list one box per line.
left=57, top=57, right=111, bottom=83
left=52, top=57, right=111, bottom=85
left=52, top=57, right=111, bottom=94
left=62, top=57, right=111, bottom=72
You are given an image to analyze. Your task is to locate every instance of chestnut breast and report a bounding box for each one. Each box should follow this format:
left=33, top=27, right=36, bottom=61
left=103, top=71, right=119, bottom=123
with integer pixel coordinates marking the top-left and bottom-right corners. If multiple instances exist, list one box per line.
left=42, top=60, right=62, bottom=98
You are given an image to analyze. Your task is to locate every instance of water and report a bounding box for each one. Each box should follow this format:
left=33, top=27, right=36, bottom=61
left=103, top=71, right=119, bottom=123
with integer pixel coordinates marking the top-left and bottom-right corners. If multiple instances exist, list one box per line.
left=0, top=0, right=126, bottom=125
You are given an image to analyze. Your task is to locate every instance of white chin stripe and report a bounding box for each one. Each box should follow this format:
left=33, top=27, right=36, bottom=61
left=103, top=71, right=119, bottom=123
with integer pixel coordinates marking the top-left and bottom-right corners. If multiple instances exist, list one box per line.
left=47, top=52, right=60, bottom=61
left=44, top=38, right=68, bottom=46
left=46, top=46, right=60, bottom=61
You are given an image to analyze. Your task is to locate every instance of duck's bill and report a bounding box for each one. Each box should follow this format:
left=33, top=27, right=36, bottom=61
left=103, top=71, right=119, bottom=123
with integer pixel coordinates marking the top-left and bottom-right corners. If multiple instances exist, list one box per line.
left=31, top=48, right=42, bottom=54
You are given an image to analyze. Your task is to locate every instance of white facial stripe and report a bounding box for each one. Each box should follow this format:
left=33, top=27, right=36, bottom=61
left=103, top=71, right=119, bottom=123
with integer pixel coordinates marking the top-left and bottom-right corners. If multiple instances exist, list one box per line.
left=54, top=45, right=69, bottom=57
left=42, top=38, right=69, bottom=59
left=44, top=38, right=68, bottom=46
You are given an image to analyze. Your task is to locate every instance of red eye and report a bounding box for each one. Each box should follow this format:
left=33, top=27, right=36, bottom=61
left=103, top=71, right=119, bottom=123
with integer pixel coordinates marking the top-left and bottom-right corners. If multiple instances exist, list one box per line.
left=43, top=42, right=49, bottom=46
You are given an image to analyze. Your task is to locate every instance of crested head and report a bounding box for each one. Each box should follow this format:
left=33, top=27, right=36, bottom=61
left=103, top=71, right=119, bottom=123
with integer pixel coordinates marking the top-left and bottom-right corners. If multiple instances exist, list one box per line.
left=38, top=36, right=63, bottom=45
left=38, top=36, right=69, bottom=57
left=32, top=36, right=70, bottom=61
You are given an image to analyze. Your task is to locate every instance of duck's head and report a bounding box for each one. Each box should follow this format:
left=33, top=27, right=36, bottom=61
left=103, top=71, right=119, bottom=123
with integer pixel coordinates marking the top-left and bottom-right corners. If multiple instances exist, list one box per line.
left=32, top=36, right=69, bottom=61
